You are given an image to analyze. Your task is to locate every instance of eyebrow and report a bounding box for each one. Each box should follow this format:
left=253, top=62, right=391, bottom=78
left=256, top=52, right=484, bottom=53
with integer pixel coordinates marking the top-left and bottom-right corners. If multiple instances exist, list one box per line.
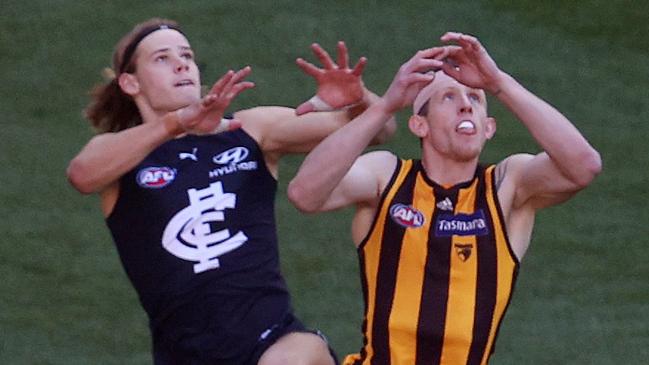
left=149, top=45, right=193, bottom=56
left=434, top=86, right=460, bottom=96
left=438, top=86, right=484, bottom=96
left=151, top=47, right=171, bottom=55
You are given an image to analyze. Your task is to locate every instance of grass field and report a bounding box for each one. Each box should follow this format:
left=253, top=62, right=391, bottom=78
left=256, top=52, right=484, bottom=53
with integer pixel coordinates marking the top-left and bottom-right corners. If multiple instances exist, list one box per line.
left=1, top=0, right=648, bottom=364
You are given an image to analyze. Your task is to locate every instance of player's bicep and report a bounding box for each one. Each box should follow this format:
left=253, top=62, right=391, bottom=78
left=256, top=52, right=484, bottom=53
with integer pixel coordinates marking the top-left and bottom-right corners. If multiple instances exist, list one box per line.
left=319, top=151, right=396, bottom=212
left=236, top=106, right=289, bottom=147
left=509, top=153, right=584, bottom=210
left=238, top=106, right=347, bottom=156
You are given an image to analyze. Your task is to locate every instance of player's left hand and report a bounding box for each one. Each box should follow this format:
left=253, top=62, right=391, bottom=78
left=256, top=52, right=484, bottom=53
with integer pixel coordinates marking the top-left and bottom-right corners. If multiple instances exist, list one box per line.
left=295, top=41, right=367, bottom=115
left=177, top=66, right=255, bottom=134
left=439, top=32, right=504, bottom=95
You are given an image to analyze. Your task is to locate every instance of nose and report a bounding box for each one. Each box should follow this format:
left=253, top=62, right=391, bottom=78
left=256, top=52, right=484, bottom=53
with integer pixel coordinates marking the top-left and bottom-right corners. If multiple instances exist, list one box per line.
left=173, top=56, right=190, bottom=73
left=458, top=94, right=472, bottom=114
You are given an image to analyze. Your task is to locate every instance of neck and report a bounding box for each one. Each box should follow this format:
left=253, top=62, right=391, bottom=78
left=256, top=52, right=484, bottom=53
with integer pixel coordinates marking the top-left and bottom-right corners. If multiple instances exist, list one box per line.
left=135, top=99, right=190, bottom=138
left=135, top=99, right=169, bottom=125
left=420, top=147, right=479, bottom=187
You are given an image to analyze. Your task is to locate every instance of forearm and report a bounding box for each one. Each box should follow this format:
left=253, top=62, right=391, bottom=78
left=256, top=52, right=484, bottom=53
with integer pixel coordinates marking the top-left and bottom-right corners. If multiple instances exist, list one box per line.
left=67, top=117, right=178, bottom=194
left=350, top=87, right=397, bottom=145
left=494, top=73, right=601, bottom=185
left=288, top=101, right=392, bottom=211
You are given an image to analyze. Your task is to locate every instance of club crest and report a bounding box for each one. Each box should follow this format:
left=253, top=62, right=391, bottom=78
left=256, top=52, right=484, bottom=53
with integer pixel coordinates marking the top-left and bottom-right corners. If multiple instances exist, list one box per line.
left=455, top=243, right=473, bottom=262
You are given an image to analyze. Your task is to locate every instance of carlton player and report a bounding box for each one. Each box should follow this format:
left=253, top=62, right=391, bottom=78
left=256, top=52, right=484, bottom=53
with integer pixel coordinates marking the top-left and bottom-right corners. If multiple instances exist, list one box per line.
left=67, top=17, right=395, bottom=364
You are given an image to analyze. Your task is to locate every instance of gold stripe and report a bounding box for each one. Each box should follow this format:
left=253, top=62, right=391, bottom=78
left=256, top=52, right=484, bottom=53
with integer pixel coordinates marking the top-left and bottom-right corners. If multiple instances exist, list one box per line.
left=480, top=165, right=516, bottom=365
left=388, top=172, right=435, bottom=364
left=342, top=354, right=360, bottom=365
left=440, top=178, right=479, bottom=365
left=361, top=159, right=413, bottom=364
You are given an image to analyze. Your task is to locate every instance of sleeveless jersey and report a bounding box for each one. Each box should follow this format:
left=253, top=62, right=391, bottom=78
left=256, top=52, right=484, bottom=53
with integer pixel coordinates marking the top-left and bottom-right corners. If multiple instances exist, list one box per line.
left=106, top=128, right=291, bottom=353
left=345, top=159, right=520, bottom=365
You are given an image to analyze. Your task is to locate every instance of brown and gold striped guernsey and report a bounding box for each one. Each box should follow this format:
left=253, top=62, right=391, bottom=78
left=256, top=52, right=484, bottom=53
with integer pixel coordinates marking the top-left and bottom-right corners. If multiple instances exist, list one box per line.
left=344, top=159, right=520, bottom=365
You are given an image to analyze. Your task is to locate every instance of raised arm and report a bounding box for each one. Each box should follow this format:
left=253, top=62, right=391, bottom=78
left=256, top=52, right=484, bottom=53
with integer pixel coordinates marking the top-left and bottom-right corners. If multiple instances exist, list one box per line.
left=295, top=41, right=367, bottom=116
left=288, top=47, right=448, bottom=213
left=67, top=67, right=254, bottom=194
left=439, top=32, right=602, bottom=209
left=239, top=42, right=397, bottom=175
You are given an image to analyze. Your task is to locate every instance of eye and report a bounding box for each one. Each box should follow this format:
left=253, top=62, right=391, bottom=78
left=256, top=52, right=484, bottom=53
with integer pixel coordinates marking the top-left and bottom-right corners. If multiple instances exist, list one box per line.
left=443, top=92, right=454, bottom=101
left=468, top=93, right=481, bottom=103
left=155, top=54, right=168, bottom=62
left=181, top=51, right=194, bottom=60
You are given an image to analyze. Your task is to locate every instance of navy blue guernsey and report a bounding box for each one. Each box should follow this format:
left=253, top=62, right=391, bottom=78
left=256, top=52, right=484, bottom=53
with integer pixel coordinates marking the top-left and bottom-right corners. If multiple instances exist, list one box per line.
left=106, top=128, right=291, bottom=353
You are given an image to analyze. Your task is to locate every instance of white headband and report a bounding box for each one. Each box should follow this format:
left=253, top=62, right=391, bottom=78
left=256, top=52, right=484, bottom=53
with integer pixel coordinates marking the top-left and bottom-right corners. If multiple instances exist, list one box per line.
left=412, top=75, right=439, bottom=115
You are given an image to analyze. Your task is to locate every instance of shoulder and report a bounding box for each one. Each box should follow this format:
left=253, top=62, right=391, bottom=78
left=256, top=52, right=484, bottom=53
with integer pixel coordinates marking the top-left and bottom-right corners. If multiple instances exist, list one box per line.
left=354, top=150, right=399, bottom=193
left=493, top=153, right=536, bottom=220
left=357, top=150, right=398, bottom=175
left=359, top=150, right=398, bottom=164
left=494, top=153, right=535, bottom=191
left=235, top=106, right=294, bottom=123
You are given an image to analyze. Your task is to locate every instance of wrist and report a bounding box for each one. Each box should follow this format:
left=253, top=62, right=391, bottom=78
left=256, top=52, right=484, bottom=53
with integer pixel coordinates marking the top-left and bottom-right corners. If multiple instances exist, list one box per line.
left=360, top=85, right=378, bottom=106
left=488, top=71, right=512, bottom=97
left=347, top=85, right=375, bottom=119
left=368, top=98, right=395, bottom=118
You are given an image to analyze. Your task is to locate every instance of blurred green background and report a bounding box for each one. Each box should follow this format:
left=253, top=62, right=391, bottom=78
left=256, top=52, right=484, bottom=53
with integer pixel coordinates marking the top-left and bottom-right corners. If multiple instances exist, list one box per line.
left=1, top=0, right=647, bottom=363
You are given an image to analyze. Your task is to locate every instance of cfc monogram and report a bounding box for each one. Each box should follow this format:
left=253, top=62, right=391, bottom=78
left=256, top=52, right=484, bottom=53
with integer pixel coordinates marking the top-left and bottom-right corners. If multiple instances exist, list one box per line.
left=162, top=182, right=248, bottom=273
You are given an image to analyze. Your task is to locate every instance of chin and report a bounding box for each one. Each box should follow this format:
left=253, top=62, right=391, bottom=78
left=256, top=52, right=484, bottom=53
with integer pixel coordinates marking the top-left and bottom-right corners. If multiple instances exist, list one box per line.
left=454, top=147, right=482, bottom=162
left=169, top=94, right=201, bottom=110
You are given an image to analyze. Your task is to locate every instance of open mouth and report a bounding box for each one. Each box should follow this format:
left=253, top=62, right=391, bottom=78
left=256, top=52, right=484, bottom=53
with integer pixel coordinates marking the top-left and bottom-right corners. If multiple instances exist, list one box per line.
left=456, top=120, right=476, bottom=135
left=175, top=80, right=195, bottom=87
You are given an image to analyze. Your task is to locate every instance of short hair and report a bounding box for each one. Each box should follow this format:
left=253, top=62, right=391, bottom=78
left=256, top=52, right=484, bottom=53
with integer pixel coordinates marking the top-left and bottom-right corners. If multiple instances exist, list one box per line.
left=417, top=100, right=430, bottom=117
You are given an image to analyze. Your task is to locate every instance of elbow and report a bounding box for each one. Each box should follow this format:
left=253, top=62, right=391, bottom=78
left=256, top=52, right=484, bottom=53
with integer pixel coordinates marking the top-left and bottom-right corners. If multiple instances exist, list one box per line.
left=573, top=148, right=603, bottom=188
left=66, top=158, right=97, bottom=195
left=287, top=180, right=320, bottom=213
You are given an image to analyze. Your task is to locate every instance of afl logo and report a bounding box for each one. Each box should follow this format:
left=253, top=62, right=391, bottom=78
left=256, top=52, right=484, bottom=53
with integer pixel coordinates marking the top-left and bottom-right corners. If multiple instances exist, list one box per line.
left=389, top=204, right=425, bottom=228
left=213, top=147, right=249, bottom=165
left=137, top=167, right=176, bottom=188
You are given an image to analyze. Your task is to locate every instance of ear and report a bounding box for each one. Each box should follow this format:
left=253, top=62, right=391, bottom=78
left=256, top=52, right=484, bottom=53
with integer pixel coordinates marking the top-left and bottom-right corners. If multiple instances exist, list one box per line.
left=408, top=115, right=429, bottom=138
left=485, top=117, right=496, bottom=139
left=118, top=73, right=140, bottom=96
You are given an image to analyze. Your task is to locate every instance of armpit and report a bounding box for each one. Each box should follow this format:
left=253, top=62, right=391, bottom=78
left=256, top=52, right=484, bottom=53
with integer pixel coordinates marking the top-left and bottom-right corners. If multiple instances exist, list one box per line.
left=495, top=159, right=509, bottom=191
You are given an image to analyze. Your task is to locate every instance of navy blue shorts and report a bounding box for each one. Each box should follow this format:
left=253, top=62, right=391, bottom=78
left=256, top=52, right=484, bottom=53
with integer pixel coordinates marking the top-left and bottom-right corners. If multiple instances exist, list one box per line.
left=152, top=311, right=338, bottom=365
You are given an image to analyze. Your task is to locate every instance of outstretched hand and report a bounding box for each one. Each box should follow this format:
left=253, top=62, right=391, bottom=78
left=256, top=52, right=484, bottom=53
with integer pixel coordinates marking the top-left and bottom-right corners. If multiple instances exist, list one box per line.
left=380, top=47, right=448, bottom=114
left=439, top=32, right=503, bottom=94
left=295, top=41, right=367, bottom=115
left=173, top=66, right=255, bottom=135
